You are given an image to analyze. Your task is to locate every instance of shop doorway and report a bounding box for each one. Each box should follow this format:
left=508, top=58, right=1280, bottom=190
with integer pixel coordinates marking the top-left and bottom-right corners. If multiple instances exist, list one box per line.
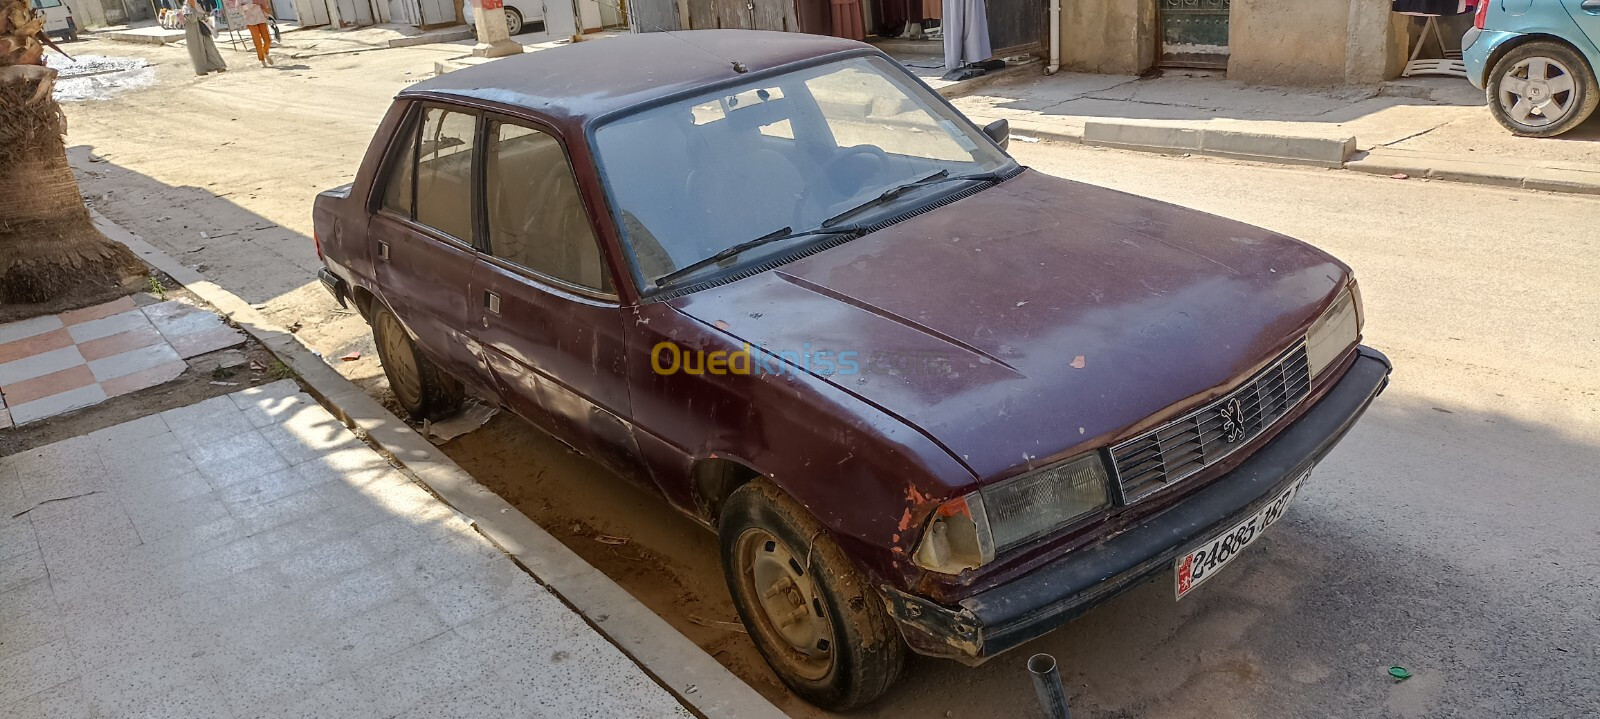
left=1160, top=0, right=1230, bottom=68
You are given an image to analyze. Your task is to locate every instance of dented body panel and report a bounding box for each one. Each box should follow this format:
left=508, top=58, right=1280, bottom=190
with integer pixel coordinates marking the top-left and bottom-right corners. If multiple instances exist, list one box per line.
left=313, top=30, right=1391, bottom=665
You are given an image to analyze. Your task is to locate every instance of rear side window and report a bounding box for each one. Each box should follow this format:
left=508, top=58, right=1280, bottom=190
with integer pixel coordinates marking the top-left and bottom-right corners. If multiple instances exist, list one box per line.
left=380, top=112, right=416, bottom=218
left=484, top=120, right=611, bottom=293
left=414, top=107, right=477, bottom=242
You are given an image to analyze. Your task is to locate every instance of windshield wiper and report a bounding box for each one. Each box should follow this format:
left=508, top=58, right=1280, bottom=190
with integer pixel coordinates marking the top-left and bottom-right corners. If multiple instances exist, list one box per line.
left=653, top=224, right=863, bottom=288
left=821, top=169, right=1009, bottom=229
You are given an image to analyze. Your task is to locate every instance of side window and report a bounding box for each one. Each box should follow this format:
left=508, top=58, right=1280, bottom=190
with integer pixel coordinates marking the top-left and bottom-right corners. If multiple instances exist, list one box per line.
left=484, top=120, right=612, bottom=293
left=380, top=111, right=417, bottom=218
left=414, top=107, right=477, bottom=242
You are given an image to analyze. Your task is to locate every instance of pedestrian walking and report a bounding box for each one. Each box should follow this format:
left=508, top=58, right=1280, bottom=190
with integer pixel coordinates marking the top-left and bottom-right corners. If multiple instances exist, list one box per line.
left=239, top=0, right=274, bottom=67
left=183, top=0, right=227, bottom=76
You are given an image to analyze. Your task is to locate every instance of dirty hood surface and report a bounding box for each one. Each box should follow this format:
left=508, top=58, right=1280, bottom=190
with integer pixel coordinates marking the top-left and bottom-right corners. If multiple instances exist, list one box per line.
left=670, top=170, right=1348, bottom=481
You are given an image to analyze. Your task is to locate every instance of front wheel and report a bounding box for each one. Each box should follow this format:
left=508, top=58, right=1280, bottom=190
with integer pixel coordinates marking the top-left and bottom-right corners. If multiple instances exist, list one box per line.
left=720, top=480, right=907, bottom=710
left=505, top=6, right=524, bottom=35
left=1486, top=41, right=1599, bottom=137
left=370, top=304, right=461, bottom=421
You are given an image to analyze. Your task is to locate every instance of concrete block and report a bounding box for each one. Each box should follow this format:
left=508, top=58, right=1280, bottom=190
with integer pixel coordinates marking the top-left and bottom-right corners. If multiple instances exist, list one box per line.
left=1083, top=121, right=1202, bottom=153
left=1199, top=130, right=1356, bottom=168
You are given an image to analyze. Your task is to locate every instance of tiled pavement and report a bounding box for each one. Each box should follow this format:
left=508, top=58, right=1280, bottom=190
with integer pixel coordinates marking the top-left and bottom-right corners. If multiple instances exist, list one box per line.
left=0, top=297, right=245, bottom=427
left=0, top=381, right=690, bottom=719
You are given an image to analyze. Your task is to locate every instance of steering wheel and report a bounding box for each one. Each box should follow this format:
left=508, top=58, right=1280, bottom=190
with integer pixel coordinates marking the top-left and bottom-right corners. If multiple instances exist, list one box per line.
left=831, top=145, right=891, bottom=200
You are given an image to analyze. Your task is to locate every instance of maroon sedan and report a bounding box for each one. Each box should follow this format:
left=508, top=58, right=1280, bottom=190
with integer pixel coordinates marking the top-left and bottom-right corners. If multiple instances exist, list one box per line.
left=314, top=30, right=1391, bottom=709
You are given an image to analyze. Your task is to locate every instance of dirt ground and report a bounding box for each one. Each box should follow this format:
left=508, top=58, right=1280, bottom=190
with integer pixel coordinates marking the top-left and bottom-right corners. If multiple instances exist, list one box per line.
left=59, top=31, right=1600, bottom=719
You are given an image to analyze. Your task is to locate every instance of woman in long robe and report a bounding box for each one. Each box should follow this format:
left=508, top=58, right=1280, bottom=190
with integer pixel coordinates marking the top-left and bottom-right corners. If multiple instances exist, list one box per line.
left=184, top=0, right=227, bottom=76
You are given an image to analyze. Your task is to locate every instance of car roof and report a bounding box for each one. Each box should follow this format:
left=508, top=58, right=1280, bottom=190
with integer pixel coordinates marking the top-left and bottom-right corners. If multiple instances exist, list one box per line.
left=401, top=30, right=870, bottom=126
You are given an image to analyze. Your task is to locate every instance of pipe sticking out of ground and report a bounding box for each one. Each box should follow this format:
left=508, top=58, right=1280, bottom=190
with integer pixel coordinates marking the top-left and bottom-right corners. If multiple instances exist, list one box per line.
left=1028, top=653, right=1071, bottom=719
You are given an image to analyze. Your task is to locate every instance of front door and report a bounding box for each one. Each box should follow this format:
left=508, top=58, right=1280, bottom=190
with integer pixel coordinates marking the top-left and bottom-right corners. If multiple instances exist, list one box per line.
left=468, top=116, right=645, bottom=481
left=1161, top=0, right=1230, bottom=69
left=369, top=102, right=487, bottom=390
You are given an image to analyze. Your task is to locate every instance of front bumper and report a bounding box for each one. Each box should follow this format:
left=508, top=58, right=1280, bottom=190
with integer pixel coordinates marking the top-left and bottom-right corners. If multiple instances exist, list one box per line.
left=883, top=346, right=1392, bottom=663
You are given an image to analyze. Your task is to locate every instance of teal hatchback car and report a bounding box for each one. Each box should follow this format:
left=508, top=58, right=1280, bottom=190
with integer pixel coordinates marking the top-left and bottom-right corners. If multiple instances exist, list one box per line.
left=1464, top=0, right=1600, bottom=136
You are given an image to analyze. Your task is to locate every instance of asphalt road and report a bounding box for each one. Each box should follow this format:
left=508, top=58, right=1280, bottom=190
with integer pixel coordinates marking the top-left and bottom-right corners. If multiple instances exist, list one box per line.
left=62, top=38, right=1600, bottom=718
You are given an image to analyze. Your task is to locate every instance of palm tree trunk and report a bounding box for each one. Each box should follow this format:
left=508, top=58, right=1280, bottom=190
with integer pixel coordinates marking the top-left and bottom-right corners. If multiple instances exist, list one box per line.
left=2, top=0, right=146, bottom=318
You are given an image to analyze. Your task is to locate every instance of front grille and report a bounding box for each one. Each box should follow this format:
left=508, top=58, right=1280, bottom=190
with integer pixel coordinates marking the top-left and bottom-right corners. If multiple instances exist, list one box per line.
left=1110, top=343, right=1312, bottom=503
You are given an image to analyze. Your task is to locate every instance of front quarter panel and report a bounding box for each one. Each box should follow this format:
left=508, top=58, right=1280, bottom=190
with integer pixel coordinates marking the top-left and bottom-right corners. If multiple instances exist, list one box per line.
left=626, top=302, right=975, bottom=589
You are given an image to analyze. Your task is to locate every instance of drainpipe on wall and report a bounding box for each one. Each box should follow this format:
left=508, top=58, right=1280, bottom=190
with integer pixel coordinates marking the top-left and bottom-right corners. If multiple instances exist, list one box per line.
left=1046, top=0, right=1060, bottom=74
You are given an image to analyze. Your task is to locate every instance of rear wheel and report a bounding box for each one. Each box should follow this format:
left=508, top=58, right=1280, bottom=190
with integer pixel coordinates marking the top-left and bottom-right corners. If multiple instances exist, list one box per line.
left=1486, top=41, right=1599, bottom=137
left=505, top=7, right=524, bottom=35
left=370, top=305, right=461, bottom=420
left=720, top=480, right=907, bottom=710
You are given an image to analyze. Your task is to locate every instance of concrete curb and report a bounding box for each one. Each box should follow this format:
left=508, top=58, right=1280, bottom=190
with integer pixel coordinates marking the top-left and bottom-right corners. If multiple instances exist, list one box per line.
left=984, top=115, right=1600, bottom=197
left=1346, top=150, right=1600, bottom=195
left=389, top=27, right=474, bottom=48
left=92, top=210, right=788, bottom=719
left=1082, top=120, right=1356, bottom=169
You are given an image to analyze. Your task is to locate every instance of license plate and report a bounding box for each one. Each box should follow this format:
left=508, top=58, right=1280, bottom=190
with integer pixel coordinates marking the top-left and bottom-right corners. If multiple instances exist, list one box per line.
left=1174, top=470, right=1309, bottom=600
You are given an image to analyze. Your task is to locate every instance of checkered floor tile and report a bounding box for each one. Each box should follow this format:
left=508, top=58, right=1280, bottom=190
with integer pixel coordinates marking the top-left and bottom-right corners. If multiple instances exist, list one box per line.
left=0, top=297, right=246, bottom=426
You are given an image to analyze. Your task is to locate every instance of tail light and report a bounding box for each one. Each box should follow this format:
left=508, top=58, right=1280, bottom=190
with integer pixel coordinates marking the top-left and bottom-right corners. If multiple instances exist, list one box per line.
left=313, top=229, right=323, bottom=259
left=1474, top=0, right=1489, bottom=29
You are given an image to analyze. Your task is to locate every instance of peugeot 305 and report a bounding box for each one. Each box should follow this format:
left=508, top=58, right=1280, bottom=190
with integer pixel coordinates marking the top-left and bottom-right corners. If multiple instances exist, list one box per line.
left=312, top=30, right=1392, bottom=710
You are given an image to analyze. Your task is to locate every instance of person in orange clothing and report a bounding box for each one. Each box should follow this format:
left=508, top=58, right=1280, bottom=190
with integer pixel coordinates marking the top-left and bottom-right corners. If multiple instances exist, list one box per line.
left=238, top=0, right=273, bottom=66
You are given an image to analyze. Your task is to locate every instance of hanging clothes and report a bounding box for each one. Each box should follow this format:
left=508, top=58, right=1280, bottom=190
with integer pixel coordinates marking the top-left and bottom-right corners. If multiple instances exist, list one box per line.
left=1391, top=0, right=1469, bottom=15
left=830, top=0, right=864, bottom=40
left=942, top=0, right=991, bottom=72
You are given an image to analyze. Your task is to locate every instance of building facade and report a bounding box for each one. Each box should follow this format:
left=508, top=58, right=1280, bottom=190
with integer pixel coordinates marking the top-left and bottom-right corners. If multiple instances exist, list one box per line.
left=1058, top=0, right=1413, bottom=85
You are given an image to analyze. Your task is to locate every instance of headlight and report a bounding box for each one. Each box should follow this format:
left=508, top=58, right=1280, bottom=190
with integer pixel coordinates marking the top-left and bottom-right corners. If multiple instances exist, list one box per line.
left=915, top=454, right=1111, bottom=575
left=1306, top=284, right=1361, bottom=379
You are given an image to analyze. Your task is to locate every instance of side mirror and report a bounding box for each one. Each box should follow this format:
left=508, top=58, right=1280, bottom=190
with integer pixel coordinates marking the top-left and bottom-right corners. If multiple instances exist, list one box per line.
left=982, top=118, right=1010, bottom=151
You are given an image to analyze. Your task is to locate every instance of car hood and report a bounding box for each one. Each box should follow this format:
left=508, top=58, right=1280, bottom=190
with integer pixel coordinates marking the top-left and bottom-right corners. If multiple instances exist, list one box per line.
left=669, top=169, right=1348, bottom=481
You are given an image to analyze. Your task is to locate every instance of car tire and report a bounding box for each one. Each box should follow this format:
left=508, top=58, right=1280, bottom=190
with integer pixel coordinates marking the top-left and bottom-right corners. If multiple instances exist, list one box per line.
left=719, top=479, right=907, bottom=711
left=1486, top=41, right=1599, bottom=137
left=505, top=7, right=524, bottom=36
left=370, top=304, right=461, bottom=421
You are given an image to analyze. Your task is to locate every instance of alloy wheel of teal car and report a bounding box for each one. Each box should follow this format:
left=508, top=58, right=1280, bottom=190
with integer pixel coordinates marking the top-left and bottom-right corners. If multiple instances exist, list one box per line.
left=1488, top=41, right=1600, bottom=137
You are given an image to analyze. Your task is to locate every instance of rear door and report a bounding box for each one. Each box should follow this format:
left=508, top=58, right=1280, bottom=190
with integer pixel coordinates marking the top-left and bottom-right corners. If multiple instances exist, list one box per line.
left=469, top=115, right=646, bottom=482
left=368, top=102, right=488, bottom=389
left=1566, top=0, right=1600, bottom=49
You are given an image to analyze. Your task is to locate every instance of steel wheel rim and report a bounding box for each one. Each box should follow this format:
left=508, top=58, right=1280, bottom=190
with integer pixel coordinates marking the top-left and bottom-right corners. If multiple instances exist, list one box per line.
left=376, top=312, right=423, bottom=410
left=735, top=528, right=835, bottom=681
left=1499, top=56, right=1579, bottom=127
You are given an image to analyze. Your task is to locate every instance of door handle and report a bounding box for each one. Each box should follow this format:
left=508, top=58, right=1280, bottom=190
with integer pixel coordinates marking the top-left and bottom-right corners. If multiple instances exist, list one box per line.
left=376, top=240, right=389, bottom=261
left=483, top=290, right=501, bottom=315
left=1585, top=0, right=1600, bottom=11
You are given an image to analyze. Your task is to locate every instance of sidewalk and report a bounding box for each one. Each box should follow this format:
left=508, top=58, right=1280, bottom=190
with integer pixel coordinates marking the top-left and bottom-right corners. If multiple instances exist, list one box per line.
left=0, top=379, right=691, bottom=718
left=950, top=69, right=1600, bottom=194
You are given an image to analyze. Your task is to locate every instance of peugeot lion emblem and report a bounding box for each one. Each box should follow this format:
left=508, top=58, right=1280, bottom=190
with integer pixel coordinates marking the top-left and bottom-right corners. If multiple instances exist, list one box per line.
left=1220, top=398, right=1246, bottom=443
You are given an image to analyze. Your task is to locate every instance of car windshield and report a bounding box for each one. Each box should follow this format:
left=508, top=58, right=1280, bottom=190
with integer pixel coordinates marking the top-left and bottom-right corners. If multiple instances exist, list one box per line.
left=592, top=55, right=1013, bottom=289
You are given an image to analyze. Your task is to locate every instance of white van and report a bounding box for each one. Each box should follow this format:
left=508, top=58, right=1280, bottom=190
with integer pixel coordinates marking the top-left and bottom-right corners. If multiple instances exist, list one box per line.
left=31, top=0, right=78, bottom=41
